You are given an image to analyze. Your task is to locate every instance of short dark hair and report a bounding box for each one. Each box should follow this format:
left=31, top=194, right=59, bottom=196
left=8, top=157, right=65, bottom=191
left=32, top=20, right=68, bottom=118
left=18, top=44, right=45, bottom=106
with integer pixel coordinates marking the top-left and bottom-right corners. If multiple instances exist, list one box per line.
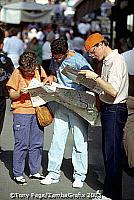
left=0, top=27, right=5, bottom=44
left=51, top=38, right=68, bottom=54
left=130, top=31, right=134, bottom=47
left=9, top=28, right=18, bottom=36
left=19, top=51, right=37, bottom=70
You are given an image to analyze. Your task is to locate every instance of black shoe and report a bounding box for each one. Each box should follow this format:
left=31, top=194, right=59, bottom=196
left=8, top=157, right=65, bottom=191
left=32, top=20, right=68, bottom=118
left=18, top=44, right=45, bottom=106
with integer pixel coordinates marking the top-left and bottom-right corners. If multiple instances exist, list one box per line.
left=14, top=176, right=27, bottom=185
left=0, top=146, right=4, bottom=153
left=29, top=173, right=45, bottom=180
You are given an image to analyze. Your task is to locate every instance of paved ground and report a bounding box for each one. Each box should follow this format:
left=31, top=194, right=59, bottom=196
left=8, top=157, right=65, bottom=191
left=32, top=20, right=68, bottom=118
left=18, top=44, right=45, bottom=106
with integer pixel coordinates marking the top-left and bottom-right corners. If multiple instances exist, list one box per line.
left=0, top=100, right=134, bottom=200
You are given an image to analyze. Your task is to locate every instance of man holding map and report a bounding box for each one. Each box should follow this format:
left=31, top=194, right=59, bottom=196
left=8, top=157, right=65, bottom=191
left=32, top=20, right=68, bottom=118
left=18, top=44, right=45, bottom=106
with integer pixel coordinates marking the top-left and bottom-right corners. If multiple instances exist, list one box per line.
left=79, top=33, right=128, bottom=200
left=41, top=37, right=93, bottom=188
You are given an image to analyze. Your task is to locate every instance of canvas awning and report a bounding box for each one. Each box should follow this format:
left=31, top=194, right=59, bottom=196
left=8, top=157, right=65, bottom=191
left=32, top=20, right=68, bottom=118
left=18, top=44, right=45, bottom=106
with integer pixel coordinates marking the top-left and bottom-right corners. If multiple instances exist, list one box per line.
left=0, top=2, right=54, bottom=24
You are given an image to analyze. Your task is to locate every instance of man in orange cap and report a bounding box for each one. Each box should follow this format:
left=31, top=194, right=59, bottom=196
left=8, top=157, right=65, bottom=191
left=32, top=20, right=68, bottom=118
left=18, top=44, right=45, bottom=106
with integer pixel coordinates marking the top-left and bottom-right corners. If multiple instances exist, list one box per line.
left=79, top=32, right=128, bottom=200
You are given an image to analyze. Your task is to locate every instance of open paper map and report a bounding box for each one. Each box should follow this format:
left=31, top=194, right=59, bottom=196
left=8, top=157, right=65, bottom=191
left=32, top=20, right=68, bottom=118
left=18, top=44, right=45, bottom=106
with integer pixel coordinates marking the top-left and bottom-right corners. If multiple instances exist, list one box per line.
left=27, top=78, right=100, bottom=126
left=61, top=66, right=103, bottom=94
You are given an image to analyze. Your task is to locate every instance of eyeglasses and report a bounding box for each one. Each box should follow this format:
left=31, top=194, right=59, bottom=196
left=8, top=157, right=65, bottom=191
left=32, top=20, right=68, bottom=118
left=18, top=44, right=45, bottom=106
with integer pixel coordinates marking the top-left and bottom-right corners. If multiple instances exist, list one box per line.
left=88, top=43, right=102, bottom=57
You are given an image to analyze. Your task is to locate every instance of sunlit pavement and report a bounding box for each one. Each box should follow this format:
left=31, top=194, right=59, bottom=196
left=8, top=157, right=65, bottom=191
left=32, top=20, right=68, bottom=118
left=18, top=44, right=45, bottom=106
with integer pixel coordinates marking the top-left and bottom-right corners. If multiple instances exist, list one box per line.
left=0, top=100, right=134, bottom=200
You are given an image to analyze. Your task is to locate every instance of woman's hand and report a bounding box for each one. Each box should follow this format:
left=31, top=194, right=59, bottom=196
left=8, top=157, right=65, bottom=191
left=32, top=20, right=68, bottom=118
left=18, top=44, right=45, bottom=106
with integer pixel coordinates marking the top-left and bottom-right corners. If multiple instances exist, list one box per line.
left=8, top=87, right=30, bottom=100
left=20, top=88, right=28, bottom=94
left=78, top=70, right=99, bottom=80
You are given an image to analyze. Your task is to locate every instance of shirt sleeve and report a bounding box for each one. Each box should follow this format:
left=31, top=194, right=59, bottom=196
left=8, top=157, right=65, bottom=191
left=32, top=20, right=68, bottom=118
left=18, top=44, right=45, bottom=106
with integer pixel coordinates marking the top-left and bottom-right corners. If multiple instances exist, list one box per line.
left=3, top=40, right=9, bottom=53
left=6, top=69, right=20, bottom=91
left=75, top=54, right=93, bottom=71
left=108, top=58, right=127, bottom=92
left=7, top=57, right=15, bottom=74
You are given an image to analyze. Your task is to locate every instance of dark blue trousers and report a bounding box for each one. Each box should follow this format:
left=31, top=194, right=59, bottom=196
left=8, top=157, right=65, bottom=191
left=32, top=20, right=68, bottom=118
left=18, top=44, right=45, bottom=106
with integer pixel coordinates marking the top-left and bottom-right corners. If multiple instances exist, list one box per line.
left=0, top=98, right=6, bottom=135
left=101, top=103, right=128, bottom=200
left=13, top=114, right=44, bottom=177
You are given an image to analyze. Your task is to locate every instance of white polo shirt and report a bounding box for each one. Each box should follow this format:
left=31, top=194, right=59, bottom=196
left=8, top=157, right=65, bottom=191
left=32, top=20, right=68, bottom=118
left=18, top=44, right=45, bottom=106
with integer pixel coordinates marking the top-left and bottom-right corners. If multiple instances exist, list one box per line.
left=99, top=49, right=128, bottom=104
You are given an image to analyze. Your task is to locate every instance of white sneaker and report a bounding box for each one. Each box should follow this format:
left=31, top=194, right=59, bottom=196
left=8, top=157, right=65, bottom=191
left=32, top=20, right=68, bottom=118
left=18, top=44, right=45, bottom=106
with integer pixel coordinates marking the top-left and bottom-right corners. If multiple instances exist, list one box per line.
left=29, top=173, right=45, bottom=180
left=72, top=179, right=83, bottom=188
left=40, top=175, right=59, bottom=185
left=92, top=190, right=112, bottom=200
left=101, top=196, right=112, bottom=200
left=14, top=176, right=27, bottom=185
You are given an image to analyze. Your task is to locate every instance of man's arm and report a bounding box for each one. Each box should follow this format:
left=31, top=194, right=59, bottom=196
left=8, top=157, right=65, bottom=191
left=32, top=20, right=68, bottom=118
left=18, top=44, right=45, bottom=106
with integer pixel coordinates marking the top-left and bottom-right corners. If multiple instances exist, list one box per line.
left=79, top=70, right=118, bottom=97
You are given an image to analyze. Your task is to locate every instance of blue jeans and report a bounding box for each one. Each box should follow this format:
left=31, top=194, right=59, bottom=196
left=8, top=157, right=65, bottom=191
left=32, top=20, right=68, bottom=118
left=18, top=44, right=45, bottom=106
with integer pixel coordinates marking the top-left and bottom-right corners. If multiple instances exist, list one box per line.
left=101, top=103, right=128, bottom=200
left=13, top=114, right=44, bottom=177
left=48, top=104, right=88, bottom=181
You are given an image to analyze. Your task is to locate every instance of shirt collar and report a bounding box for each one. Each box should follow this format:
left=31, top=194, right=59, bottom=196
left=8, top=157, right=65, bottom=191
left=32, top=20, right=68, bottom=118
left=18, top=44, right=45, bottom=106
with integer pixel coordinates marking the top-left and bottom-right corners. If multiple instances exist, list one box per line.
left=103, top=49, right=119, bottom=65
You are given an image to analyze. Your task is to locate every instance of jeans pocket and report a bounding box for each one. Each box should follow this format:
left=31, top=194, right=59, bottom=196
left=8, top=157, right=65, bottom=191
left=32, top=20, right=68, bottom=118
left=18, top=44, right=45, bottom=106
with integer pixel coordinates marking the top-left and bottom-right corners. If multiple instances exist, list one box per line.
left=117, top=107, right=128, bottom=124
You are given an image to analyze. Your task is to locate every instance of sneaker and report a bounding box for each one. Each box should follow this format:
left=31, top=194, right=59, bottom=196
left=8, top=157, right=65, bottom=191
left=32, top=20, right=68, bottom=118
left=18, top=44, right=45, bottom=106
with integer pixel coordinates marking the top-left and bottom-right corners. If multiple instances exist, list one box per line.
left=92, top=190, right=112, bottom=200
left=40, top=174, right=59, bottom=185
left=101, top=196, right=112, bottom=200
left=14, top=176, right=27, bottom=185
left=29, top=173, right=45, bottom=180
left=72, top=179, right=83, bottom=188
left=0, top=146, right=4, bottom=153
left=96, top=190, right=103, bottom=194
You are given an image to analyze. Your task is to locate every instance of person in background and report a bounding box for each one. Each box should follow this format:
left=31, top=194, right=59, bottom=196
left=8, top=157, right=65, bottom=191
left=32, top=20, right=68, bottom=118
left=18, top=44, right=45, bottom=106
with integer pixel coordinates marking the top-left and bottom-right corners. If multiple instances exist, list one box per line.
left=6, top=51, right=47, bottom=185
left=0, top=27, right=14, bottom=152
left=40, top=38, right=93, bottom=188
left=77, top=19, right=90, bottom=38
left=54, top=0, right=62, bottom=21
left=79, top=33, right=128, bottom=200
left=3, top=29, right=10, bottom=44
left=59, top=32, right=73, bottom=50
left=122, top=31, right=134, bottom=96
left=3, top=28, right=24, bottom=68
left=122, top=32, right=134, bottom=174
left=36, top=27, right=44, bottom=45
left=42, top=31, right=55, bottom=76
left=71, top=32, right=85, bottom=55
left=26, top=37, right=42, bottom=66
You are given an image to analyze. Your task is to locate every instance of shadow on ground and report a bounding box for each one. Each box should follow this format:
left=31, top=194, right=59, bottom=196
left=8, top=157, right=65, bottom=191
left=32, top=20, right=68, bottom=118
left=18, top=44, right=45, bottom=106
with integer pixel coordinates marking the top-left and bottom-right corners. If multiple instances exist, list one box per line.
left=1, top=148, right=133, bottom=193
left=0, top=149, right=103, bottom=190
left=42, top=150, right=103, bottom=191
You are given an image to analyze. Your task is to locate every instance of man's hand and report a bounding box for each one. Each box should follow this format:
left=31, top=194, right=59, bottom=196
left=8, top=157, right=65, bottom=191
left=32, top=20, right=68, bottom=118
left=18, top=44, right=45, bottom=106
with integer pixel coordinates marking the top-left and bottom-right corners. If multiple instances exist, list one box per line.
left=43, top=75, right=57, bottom=85
left=79, top=70, right=118, bottom=97
left=78, top=70, right=99, bottom=80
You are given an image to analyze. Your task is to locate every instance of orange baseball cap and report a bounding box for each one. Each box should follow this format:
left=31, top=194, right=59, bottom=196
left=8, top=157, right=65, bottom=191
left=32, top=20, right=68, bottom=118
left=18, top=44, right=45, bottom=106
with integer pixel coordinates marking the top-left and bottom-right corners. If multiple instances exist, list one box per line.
left=84, top=33, right=104, bottom=51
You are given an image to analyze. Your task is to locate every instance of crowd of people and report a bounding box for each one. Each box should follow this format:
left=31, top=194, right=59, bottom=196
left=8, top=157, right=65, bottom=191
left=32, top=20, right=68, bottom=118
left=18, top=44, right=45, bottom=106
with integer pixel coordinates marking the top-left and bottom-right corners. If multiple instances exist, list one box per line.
left=0, top=22, right=134, bottom=200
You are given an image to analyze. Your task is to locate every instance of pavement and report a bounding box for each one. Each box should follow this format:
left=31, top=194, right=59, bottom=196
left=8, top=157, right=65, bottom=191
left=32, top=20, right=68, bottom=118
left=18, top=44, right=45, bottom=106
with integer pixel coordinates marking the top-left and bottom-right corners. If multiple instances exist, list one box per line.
left=0, top=100, right=134, bottom=200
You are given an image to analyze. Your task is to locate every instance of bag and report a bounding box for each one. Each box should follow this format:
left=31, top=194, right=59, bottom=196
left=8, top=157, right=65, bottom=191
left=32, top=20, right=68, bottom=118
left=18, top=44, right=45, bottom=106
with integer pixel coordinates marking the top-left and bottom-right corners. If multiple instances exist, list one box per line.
left=35, top=66, right=53, bottom=127
left=35, top=104, right=53, bottom=127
